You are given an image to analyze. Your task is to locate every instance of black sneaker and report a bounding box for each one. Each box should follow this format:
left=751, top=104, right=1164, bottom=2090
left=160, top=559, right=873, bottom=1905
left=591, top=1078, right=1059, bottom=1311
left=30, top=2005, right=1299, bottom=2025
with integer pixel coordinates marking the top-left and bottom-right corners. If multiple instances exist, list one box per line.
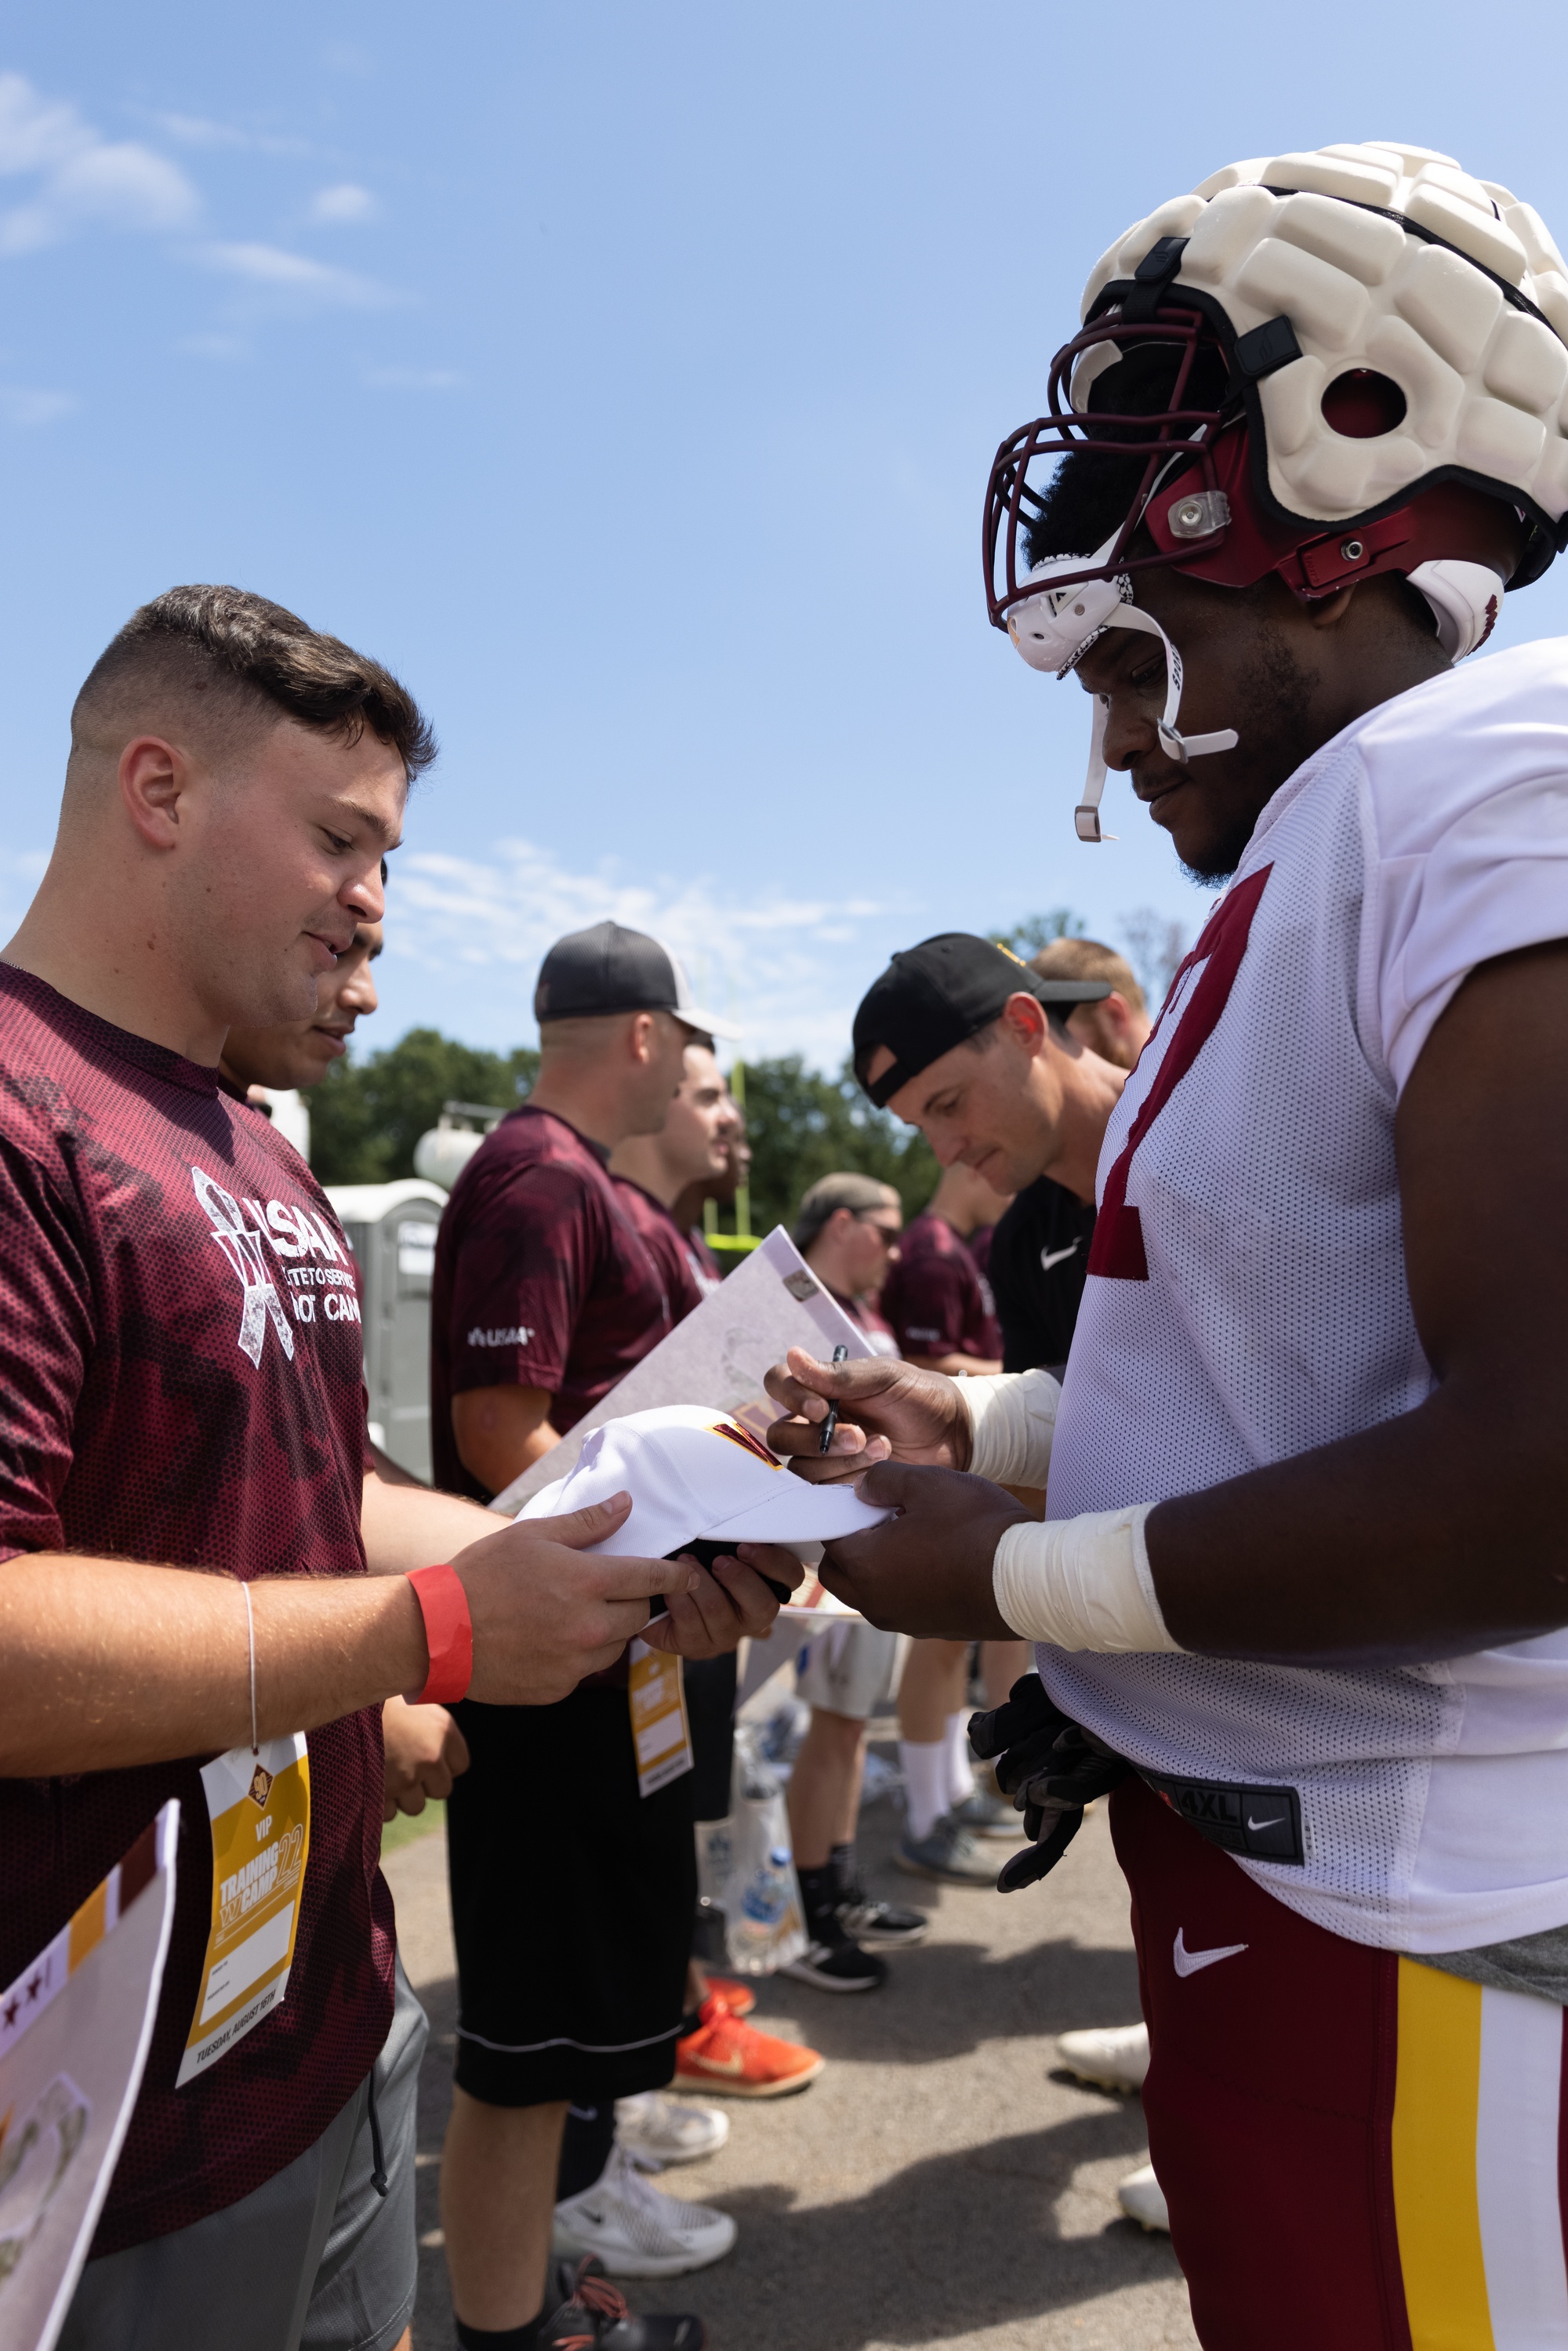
left=837, top=1886, right=929, bottom=1948
left=781, top=1935, right=887, bottom=1992
left=539, top=2256, right=706, bottom=2349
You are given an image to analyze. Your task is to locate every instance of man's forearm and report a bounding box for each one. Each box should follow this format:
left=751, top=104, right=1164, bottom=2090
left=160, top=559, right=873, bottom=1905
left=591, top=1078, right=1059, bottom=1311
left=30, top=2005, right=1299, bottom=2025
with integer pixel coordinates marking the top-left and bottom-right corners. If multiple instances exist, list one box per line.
left=963, top=1370, right=1058, bottom=1488
left=0, top=1553, right=427, bottom=1776
left=361, top=1468, right=510, bottom=1573
left=450, top=1384, right=560, bottom=1499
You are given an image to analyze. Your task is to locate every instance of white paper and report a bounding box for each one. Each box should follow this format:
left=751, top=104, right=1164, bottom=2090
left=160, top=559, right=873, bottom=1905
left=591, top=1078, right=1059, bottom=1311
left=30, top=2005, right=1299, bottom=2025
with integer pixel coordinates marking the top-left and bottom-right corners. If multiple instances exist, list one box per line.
left=492, top=1226, right=874, bottom=1513
left=0, top=1803, right=179, bottom=2351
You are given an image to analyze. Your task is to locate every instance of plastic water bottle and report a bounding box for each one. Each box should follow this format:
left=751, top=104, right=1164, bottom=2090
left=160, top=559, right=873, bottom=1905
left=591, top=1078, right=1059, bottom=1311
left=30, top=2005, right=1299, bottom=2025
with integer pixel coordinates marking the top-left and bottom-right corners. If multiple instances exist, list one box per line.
left=731, top=1847, right=794, bottom=1961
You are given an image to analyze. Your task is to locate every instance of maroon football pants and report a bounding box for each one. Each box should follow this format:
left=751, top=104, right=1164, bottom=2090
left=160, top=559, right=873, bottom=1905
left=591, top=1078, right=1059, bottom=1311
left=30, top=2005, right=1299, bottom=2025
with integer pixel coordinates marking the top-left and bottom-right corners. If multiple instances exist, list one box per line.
left=1110, top=1772, right=1412, bottom=2349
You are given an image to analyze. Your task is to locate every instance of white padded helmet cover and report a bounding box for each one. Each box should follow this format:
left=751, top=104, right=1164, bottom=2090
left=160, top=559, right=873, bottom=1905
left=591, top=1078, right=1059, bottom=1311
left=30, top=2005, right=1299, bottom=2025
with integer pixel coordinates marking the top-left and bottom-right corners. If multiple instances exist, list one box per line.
left=1079, top=143, right=1568, bottom=529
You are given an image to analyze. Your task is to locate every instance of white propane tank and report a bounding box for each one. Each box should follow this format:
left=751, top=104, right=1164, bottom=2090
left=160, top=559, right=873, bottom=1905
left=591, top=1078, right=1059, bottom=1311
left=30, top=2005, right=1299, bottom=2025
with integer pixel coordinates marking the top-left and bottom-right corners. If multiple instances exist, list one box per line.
left=413, top=1126, right=488, bottom=1191
left=412, top=1101, right=511, bottom=1192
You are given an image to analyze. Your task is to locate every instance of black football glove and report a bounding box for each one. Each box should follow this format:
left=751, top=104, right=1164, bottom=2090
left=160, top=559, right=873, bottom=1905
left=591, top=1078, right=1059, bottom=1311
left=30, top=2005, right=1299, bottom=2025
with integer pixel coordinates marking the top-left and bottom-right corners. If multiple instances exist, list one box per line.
left=969, top=1673, right=1129, bottom=1892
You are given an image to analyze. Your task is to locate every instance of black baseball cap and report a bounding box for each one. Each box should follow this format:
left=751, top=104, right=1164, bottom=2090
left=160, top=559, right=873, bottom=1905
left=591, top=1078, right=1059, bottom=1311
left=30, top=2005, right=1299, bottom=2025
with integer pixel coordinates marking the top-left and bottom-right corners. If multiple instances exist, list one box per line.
left=852, top=933, right=1109, bottom=1108
left=534, top=920, right=741, bottom=1039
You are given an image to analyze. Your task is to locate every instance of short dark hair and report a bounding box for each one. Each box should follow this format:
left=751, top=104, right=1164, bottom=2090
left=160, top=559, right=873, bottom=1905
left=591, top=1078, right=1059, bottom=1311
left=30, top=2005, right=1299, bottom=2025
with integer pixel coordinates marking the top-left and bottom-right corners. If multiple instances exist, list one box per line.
left=1023, top=335, right=1234, bottom=571
left=73, top=585, right=437, bottom=778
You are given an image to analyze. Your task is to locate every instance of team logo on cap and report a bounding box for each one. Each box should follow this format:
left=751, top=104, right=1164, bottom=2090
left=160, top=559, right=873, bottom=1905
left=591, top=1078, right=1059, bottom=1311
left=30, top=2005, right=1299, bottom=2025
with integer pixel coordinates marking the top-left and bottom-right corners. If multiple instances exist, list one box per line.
left=709, top=1420, right=782, bottom=1471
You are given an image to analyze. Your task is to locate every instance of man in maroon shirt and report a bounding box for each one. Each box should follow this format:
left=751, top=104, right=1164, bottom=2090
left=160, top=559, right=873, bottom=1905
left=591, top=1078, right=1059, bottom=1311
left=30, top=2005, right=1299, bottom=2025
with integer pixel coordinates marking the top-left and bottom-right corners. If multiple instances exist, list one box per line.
left=222, top=891, right=471, bottom=1829
left=0, top=590, right=714, bottom=2351
left=670, top=1101, right=750, bottom=1285
left=610, top=1036, right=739, bottom=1307
left=880, top=1161, right=1011, bottom=1374
left=431, top=923, right=792, bottom=2350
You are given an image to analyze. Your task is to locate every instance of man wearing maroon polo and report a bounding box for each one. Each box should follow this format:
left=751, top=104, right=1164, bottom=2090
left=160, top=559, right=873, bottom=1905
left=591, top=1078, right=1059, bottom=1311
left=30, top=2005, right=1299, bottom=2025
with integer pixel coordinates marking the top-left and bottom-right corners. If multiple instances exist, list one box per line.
left=430, top=923, right=788, bottom=2349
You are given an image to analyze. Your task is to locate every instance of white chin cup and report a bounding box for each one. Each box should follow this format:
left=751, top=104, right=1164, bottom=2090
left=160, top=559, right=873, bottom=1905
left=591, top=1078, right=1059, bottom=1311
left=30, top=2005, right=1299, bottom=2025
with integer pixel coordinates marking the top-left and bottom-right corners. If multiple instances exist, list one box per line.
left=1007, top=539, right=1238, bottom=844
left=1406, top=560, right=1504, bottom=662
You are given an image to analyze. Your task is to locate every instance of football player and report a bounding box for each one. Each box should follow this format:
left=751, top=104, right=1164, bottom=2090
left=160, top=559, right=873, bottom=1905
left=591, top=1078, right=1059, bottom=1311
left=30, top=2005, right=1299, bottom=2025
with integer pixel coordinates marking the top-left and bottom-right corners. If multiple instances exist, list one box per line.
left=759, top=143, right=1568, bottom=2346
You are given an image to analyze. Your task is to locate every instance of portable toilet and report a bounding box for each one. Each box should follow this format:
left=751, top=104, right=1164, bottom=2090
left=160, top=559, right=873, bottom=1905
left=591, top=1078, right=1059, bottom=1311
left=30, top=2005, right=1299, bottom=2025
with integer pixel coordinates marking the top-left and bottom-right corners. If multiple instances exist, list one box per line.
left=325, top=1178, right=447, bottom=1481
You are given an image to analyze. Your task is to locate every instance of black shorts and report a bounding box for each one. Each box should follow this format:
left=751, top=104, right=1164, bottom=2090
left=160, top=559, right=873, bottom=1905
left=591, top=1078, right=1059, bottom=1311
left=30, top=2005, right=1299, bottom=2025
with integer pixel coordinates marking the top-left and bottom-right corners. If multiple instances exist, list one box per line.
left=447, top=1682, right=697, bottom=2107
left=684, top=1652, right=737, bottom=1824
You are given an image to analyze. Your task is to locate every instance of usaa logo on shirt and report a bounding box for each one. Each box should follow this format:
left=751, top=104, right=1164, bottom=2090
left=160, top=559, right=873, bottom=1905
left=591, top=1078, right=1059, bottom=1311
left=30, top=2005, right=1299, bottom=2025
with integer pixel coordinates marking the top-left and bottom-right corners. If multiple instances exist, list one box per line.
left=191, top=1164, right=361, bottom=1369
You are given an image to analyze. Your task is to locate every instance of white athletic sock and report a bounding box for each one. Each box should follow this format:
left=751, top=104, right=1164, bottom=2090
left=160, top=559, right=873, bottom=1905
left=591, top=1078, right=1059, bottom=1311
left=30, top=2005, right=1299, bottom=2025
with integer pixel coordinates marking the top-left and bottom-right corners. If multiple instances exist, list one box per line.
left=944, top=1711, right=977, bottom=1809
left=899, top=1740, right=950, bottom=1844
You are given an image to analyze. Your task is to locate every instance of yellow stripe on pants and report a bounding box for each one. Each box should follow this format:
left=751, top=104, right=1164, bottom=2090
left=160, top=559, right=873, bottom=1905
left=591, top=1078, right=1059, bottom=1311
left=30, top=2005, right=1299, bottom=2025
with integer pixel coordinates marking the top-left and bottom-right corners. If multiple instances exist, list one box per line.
left=1391, top=1957, right=1495, bottom=2351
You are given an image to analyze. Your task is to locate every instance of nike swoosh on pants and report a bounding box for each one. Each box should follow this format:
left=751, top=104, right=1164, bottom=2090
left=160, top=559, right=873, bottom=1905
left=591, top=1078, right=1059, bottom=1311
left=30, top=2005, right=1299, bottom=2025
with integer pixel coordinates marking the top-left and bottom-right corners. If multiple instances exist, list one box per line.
left=1173, top=1927, right=1249, bottom=1978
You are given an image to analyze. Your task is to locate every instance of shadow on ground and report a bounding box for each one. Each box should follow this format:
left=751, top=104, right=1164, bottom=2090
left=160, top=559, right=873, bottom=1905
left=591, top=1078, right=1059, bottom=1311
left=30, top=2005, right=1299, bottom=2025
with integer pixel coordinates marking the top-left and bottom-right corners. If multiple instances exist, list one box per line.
left=410, top=1960, right=1181, bottom=2349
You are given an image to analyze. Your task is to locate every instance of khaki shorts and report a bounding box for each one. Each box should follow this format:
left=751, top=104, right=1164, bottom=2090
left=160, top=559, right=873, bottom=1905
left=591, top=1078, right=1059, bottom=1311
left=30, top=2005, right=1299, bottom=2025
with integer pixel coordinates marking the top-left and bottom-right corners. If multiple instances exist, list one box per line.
left=797, top=1620, right=906, bottom=1721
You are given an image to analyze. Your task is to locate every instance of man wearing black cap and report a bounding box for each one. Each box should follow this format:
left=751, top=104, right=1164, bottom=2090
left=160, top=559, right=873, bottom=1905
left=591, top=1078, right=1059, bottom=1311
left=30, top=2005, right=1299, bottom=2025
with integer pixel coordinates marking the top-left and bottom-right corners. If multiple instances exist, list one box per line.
left=854, top=934, right=1128, bottom=1379
left=430, top=923, right=778, bottom=2350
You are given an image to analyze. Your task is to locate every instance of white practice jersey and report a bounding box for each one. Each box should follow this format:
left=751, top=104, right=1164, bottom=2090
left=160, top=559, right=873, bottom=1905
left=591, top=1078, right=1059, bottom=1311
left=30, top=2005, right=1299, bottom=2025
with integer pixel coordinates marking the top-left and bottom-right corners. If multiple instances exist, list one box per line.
left=1045, top=636, right=1568, bottom=1953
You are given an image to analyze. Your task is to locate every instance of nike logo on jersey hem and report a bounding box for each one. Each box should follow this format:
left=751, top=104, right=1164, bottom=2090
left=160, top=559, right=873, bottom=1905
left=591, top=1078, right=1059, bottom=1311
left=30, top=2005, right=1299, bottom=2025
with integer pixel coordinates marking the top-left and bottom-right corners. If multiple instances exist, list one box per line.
left=1173, top=1928, right=1249, bottom=1978
left=1039, top=1243, right=1080, bottom=1272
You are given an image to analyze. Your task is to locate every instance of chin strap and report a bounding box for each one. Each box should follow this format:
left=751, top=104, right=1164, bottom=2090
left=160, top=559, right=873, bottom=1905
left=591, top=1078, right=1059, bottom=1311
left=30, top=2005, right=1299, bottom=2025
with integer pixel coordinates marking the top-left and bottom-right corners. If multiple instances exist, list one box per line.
left=1406, top=559, right=1503, bottom=661
left=1007, top=537, right=1239, bottom=844
left=1073, top=605, right=1238, bottom=843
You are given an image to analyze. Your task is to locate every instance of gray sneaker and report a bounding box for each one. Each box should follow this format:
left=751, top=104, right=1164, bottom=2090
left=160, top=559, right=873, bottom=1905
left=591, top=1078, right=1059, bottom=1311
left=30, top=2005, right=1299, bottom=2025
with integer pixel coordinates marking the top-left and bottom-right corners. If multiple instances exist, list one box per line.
left=896, top=1813, right=1000, bottom=1885
left=950, top=1788, right=1024, bottom=1840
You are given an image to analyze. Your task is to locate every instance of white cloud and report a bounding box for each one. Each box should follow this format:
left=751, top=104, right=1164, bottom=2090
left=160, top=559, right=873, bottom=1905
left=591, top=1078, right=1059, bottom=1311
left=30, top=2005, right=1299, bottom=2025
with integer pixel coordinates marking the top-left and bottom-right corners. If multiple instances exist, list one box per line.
left=151, top=111, right=307, bottom=158
left=390, top=838, right=895, bottom=1063
left=0, top=383, right=78, bottom=425
left=364, top=365, right=463, bottom=391
left=311, top=182, right=377, bottom=224
left=195, top=241, right=394, bottom=308
left=0, top=72, right=196, bottom=256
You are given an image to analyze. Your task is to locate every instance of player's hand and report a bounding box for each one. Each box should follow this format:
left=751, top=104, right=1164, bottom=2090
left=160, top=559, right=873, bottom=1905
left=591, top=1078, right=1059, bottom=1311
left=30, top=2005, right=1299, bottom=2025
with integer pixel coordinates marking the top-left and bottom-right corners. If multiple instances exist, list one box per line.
left=817, top=1462, right=1028, bottom=1637
left=448, top=1495, right=699, bottom=1704
left=640, top=1544, right=804, bottom=1660
left=382, top=1693, right=470, bottom=1821
left=764, top=1348, right=973, bottom=1485
left=968, top=1674, right=1128, bottom=1892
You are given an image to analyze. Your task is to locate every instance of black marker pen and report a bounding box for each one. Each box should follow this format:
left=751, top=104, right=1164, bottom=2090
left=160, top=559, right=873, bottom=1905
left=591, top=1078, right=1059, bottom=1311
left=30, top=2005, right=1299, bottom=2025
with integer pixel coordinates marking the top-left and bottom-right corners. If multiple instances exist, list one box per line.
left=818, top=1344, right=851, bottom=1455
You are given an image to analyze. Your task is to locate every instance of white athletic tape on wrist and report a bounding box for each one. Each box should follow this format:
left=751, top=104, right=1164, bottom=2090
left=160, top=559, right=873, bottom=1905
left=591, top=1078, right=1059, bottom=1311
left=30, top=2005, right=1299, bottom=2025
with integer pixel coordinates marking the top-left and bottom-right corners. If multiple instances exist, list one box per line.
left=962, top=1369, right=1061, bottom=1489
left=992, top=1504, right=1181, bottom=1653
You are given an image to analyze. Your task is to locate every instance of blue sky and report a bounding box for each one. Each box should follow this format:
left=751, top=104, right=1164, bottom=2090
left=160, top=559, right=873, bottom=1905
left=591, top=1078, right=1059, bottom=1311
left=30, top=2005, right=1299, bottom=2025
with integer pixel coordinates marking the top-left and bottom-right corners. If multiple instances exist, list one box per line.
left=4, top=4, right=1566, bottom=1063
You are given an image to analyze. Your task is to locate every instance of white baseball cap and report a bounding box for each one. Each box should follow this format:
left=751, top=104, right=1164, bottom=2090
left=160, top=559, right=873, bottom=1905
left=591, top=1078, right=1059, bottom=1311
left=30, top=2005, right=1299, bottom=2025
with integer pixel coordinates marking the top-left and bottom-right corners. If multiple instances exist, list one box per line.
left=516, top=1404, right=892, bottom=1558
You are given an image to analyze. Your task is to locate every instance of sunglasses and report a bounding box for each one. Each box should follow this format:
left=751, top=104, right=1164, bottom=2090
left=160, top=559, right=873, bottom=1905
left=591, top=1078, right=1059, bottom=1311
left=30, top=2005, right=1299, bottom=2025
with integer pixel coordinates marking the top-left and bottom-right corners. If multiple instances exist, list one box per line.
left=856, top=1217, right=902, bottom=1246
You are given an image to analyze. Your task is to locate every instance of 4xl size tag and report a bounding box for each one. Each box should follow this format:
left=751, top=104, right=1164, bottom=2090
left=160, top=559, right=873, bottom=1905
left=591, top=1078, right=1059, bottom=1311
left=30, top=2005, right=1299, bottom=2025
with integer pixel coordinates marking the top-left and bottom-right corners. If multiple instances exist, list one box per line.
left=177, top=1733, right=310, bottom=2087
left=1140, top=1770, right=1305, bottom=1863
left=628, top=1639, right=692, bottom=1799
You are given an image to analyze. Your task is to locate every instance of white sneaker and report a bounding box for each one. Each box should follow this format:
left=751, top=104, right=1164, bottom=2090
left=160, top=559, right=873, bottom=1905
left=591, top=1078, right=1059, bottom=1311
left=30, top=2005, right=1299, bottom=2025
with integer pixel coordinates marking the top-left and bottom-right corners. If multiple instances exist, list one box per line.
left=552, top=2142, right=738, bottom=2278
left=615, top=2091, right=730, bottom=2166
left=1056, top=2021, right=1150, bottom=2092
left=1117, top=2161, right=1170, bottom=2233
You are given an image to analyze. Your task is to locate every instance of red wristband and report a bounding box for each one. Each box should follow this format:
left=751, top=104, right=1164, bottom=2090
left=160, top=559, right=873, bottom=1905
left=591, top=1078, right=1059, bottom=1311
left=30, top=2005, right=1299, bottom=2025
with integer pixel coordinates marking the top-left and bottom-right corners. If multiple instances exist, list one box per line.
left=407, top=1565, right=474, bottom=1705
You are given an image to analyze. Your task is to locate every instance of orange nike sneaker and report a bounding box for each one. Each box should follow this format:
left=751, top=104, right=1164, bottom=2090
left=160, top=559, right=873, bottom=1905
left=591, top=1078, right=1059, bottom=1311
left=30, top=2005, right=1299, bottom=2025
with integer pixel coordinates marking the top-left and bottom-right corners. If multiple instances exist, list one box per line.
left=699, top=1975, right=757, bottom=2018
left=673, top=1993, right=823, bottom=2099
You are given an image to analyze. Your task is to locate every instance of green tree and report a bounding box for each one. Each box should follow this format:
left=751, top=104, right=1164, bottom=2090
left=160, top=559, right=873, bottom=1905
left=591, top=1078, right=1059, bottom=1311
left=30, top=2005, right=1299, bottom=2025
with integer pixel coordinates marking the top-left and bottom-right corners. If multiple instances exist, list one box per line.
left=991, top=908, right=1087, bottom=956
left=737, top=1055, right=939, bottom=1238
left=310, top=1029, right=540, bottom=1185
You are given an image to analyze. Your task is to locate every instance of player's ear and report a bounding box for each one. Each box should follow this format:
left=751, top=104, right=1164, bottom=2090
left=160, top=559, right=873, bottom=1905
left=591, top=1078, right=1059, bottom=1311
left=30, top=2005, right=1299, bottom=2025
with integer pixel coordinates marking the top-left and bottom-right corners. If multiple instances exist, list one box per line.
left=118, top=736, right=187, bottom=852
left=1001, top=991, right=1048, bottom=1054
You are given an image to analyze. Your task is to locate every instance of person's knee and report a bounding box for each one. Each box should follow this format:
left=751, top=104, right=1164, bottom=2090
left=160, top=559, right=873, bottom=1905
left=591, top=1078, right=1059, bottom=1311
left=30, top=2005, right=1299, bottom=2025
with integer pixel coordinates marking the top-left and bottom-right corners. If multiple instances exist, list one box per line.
left=811, top=1707, right=868, bottom=1761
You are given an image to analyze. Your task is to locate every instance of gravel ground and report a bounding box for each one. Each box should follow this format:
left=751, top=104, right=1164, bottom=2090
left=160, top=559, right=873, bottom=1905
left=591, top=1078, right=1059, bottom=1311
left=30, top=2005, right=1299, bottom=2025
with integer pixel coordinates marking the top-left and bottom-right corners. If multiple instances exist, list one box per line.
left=384, top=1745, right=1196, bottom=2351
